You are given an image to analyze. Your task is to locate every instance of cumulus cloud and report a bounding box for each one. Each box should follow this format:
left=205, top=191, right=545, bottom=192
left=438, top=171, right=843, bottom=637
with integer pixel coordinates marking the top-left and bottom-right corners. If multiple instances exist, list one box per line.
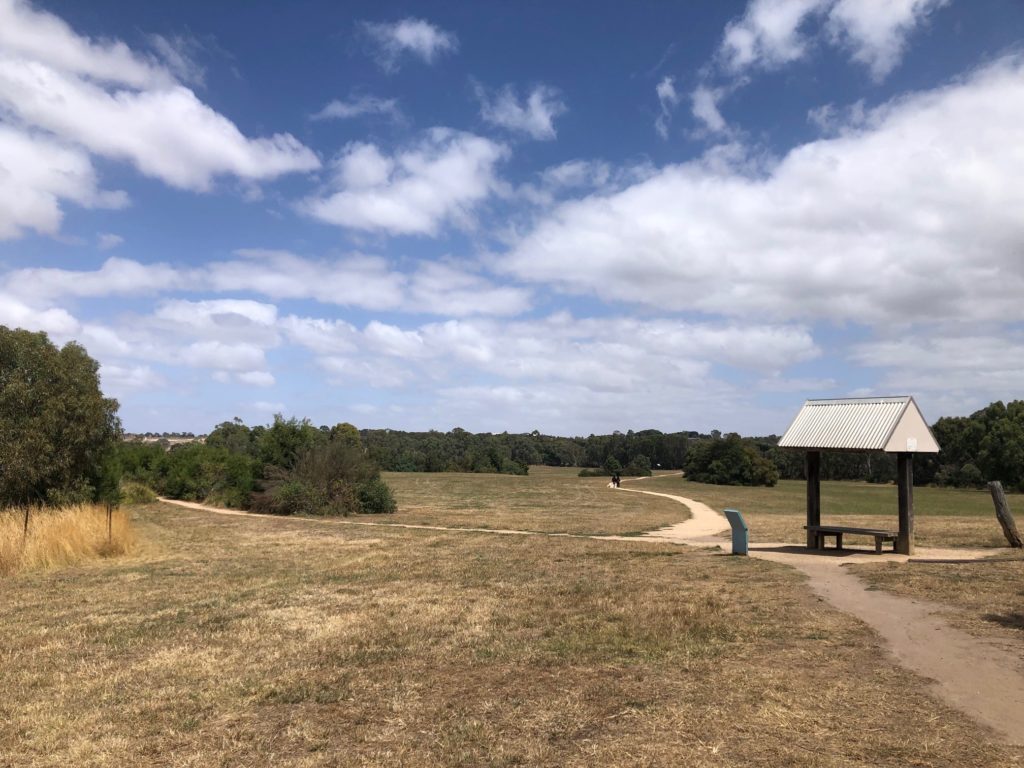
left=475, top=83, right=567, bottom=140
left=0, top=59, right=319, bottom=191
left=299, top=128, right=507, bottom=236
left=3, top=249, right=530, bottom=317
left=311, top=94, right=400, bottom=121
left=361, top=17, right=457, bottom=72
left=0, top=0, right=171, bottom=87
left=0, top=125, right=128, bottom=238
left=826, top=0, right=949, bottom=81
left=720, top=0, right=827, bottom=72
left=0, top=0, right=318, bottom=239
left=498, top=58, right=1024, bottom=326
left=717, top=0, right=946, bottom=77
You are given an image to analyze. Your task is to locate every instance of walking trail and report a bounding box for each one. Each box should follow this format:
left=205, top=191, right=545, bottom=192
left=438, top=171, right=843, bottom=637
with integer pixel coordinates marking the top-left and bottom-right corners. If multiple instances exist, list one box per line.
left=159, top=482, right=1024, bottom=744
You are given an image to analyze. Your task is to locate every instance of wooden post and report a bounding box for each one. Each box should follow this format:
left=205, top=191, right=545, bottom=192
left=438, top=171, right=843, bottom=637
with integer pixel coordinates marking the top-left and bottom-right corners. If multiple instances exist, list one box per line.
left=106, top=502, right=113, bottom=545
left=988, top=481, right=1023, bottom=548
left=897, top=452, right=914, bottom=555
left=806, top=451, right=821, bottom=548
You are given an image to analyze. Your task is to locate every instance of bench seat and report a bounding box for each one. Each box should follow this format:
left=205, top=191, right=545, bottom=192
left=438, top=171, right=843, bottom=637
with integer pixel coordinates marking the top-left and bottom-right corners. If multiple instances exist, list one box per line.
left=805, top=525, right=899, bottom=554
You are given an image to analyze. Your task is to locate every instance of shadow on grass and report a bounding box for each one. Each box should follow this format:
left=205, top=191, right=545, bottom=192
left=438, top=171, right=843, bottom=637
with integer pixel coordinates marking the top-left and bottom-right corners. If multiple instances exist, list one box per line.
left=984, top=612, right=1024, bottom=631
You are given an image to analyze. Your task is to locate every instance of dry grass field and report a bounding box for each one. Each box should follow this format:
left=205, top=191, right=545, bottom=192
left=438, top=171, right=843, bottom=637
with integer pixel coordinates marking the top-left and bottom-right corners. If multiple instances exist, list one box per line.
left=383, top=466, right=685, bottom=535
left=3, top=472, right=1023, bottom=766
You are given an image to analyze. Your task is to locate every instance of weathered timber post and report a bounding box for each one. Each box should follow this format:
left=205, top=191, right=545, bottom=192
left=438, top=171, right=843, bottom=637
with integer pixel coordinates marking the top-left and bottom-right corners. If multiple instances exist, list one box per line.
left=988, top=481, right=1023, bottom=548
left=896, top=452, right=914, bottom=555
left=806, top=451, right=821, bottom=548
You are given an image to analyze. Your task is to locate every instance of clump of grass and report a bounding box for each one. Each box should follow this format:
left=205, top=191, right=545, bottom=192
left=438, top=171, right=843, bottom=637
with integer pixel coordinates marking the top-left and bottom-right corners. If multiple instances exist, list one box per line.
left=0, top=504, right=135, bottom=576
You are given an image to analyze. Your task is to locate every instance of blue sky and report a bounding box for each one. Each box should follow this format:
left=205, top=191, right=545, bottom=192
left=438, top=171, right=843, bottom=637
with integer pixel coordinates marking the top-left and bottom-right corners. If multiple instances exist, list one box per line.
left=2, top=0, right=1023, bottom=436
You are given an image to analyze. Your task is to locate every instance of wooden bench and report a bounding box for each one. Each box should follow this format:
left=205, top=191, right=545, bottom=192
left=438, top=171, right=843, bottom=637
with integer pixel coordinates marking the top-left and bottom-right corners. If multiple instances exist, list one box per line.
left=805, top=525, right=898, bottom=554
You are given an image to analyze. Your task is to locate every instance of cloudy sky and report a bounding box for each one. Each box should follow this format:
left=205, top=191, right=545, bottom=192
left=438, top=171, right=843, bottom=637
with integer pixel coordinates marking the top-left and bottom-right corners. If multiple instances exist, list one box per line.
left=1, top=0, right=1023, bottom=436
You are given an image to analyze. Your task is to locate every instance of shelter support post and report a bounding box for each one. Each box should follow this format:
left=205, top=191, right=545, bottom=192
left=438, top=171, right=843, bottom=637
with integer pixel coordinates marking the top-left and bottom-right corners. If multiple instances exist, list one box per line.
left=806, top=451, right=821, bottom=548
left=897, top=452, right=914, bottom=555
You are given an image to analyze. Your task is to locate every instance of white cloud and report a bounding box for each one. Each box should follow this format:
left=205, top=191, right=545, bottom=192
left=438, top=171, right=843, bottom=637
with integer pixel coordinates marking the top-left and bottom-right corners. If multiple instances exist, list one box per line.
left=717, top=0, right=946, bottom=78
left=3, top=250, right=529, bottom=317
left=407, top=262, right=530, bottom=316
left=0, top=125, right=127, bottom=238
left=0, top=0, right=171, bottom=87
left=211, top=250, right=407, bottom=309
left=849, top=332, right=1024, bottom=417
left=827, top=0, right=949, bottom=81
left=6, top=256, right=185, bottom=300
left=153, top=299, right=280, bottom=346
left=0, top=290, right=79, bottom=335
left=476, top=83, right=567, bottom=140
left=691, top=85, right=728, bottom=134
left=311, top=95, right=400, bottom=121
left=237, top=370, right=275, bottom=387
left=0, top=59, right=319, bottom=191
left=99, top=363, right=164, bottom=394
left=361, top=17, right=457, bottom=72
left=280, top=316, right=359, bottom=355
left=654, top=76, right=681, bottom=139
left=720, top=0, right=827, bottom=72
left=498, top=58, right=1024, bottom=326
left=181, top=340, right=266, bottom=371
left=300, top=128, right=507, bottom=236
left=0, top=0, right=318, bottom=227
left=97, top=232, right=123, bottom=250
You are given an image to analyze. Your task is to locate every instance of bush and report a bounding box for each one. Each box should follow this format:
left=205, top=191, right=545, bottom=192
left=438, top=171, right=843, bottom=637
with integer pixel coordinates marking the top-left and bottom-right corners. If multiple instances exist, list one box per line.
left=357, top=477, right=397, bottom=514
left=121, top=481, right=157, bottom=504
left=685, top=434, right=779, bottom=487
left=252, top=440, right=395, bottom=517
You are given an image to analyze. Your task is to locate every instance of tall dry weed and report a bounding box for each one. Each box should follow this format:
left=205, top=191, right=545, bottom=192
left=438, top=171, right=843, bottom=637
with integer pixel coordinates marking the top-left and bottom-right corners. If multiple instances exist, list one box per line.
left=0, top=504, right=135, bottom=576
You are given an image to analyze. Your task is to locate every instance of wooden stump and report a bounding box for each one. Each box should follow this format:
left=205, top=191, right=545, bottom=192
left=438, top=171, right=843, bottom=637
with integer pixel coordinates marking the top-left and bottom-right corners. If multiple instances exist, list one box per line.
left=989, top=481, right=1023, bottom=548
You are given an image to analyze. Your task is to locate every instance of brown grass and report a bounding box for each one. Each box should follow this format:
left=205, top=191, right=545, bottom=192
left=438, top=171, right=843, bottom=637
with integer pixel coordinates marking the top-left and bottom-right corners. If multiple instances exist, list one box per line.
left=0, top=504, right=135, bottom=576
left=1, top=486, right=1021, bottom=765
left=383, top=466, right=686, bottom=535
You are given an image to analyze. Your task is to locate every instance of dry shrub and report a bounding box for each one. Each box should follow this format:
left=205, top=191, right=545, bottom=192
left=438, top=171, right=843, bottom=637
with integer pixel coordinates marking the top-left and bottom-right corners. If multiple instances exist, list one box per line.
left=0, top=504, right=135, bottom=576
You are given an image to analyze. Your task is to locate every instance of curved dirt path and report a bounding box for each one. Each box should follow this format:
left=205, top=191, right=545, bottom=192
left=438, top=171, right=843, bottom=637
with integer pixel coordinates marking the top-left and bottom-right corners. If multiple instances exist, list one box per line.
left=616, top=482, right=1024, bottom=745
left=158, top=490, right=1024, bottom=743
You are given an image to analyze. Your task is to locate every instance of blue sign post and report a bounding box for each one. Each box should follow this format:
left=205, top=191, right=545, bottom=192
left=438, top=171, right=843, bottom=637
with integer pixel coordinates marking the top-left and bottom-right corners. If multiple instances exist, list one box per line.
left=723, top=508, right=748, bottom=556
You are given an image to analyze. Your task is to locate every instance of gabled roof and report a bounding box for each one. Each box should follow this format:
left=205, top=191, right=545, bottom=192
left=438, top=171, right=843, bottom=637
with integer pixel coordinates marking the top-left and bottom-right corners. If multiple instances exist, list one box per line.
left=778, top=396, right=940, bottom=453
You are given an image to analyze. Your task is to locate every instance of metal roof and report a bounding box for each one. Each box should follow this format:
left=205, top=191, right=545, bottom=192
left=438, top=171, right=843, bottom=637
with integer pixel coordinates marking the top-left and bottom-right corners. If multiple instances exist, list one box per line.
left=778, top=396, right=940, bottom=453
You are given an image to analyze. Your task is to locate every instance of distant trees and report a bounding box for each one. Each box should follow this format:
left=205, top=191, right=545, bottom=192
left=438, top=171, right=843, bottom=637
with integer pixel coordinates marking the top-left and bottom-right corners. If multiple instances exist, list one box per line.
left=924, top=401, right=1024, bottom=491
left=360, top=427, right=687, bottom=475
left=0, top=327, right=121, bottom=506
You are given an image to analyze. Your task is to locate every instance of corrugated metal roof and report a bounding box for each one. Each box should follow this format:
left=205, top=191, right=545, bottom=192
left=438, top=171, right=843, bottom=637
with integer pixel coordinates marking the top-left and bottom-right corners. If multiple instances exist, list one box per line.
left=778, top=397, right=913, bottom=451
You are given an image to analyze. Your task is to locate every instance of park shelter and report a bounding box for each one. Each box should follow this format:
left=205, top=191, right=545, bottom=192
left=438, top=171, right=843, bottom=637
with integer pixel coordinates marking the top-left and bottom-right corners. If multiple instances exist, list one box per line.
left=778, top=397, right=940, bottom=554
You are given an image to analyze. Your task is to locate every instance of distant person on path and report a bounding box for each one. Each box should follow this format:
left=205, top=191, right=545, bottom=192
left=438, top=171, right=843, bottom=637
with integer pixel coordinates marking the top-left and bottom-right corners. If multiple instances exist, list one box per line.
left=612, top=472, right=620, bottom=488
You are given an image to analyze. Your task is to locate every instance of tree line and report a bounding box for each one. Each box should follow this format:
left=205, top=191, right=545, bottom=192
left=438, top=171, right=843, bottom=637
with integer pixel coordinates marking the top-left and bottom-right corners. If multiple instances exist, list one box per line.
left=5, top=325, right=1022, bottom=506
left=359, top=427, right=691, bottom=477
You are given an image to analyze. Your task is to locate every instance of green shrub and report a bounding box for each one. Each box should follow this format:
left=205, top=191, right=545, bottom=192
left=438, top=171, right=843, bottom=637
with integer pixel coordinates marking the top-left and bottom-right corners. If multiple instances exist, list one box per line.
left=121, top=481, right=157, bottom=504
left=357, top=477, right=397, bottom=514
left=685, top=434, right=778, bottom=487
